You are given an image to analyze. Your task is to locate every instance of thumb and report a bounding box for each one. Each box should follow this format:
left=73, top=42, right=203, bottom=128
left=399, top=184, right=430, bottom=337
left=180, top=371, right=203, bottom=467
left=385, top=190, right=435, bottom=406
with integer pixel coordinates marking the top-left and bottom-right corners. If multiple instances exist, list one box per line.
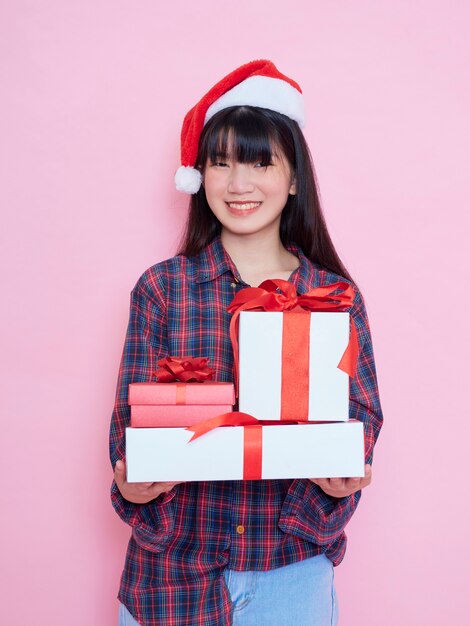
left=114, top=459, right=126, bottom=483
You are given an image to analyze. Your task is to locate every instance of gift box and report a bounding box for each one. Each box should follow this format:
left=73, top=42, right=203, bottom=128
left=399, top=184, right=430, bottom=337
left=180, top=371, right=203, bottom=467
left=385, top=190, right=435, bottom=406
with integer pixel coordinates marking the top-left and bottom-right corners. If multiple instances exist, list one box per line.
left=128, top=357, right=235, bottom=427
left=129, top=381, right=235, bottom=406
left=130, top=403, right=234, bottom=427
left=238, top=311, right=351, bottom=422
left=125, top=420, right=365, bottom=482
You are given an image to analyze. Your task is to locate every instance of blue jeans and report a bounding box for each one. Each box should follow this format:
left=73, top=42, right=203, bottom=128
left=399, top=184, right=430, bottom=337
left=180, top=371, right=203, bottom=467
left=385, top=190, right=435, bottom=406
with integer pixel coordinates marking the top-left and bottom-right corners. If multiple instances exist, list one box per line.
left=119, top=554, right=339, bottom=625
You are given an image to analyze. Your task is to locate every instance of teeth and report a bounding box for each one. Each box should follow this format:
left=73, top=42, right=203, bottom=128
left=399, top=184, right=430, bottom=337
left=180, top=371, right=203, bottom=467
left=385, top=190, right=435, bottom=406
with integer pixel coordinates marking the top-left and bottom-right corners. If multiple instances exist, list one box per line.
left=228, top=202, right=260, bottom=210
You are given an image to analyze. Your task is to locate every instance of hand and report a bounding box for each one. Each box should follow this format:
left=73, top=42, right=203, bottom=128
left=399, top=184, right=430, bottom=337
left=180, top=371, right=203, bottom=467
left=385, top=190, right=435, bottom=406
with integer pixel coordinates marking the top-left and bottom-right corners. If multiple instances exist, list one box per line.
left=114, top=459, right=181, bottom=504
left=310, top=464, right=372, bottom=498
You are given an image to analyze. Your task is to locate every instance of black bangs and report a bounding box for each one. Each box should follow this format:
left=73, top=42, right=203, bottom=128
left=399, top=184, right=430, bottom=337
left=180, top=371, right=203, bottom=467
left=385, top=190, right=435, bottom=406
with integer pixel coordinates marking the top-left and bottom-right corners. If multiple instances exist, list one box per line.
left=196, top=106, right=285, bottom=168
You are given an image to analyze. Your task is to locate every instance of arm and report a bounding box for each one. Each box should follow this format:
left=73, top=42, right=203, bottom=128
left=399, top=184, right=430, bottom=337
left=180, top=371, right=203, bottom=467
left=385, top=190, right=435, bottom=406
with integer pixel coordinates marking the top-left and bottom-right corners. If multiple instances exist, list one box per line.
left=279, top=288, right=384, bottom=545
left=109, top=272, right=177, bottom=551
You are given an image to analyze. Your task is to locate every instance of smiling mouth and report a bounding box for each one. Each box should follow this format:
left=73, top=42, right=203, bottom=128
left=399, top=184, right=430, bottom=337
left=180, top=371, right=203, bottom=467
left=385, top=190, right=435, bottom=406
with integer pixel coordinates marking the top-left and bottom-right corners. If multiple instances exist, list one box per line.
left=226, top=202, right=262, bottom=210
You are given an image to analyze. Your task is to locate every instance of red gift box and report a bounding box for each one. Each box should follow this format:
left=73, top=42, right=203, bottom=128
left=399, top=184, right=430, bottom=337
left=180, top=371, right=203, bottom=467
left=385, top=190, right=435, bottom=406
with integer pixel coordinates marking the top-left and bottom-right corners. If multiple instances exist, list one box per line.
left=128, top=356, right=235, bottom=428
left=129, top=381, right=235, bottom=406
left=130, top=403, right=234, bottom=427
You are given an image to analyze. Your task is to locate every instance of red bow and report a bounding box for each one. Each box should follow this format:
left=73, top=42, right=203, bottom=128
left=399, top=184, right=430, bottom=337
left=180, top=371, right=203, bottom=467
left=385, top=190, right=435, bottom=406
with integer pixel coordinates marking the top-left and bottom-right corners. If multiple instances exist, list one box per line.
left=154, top=356, right=215, bottom=383
left=227, top=279, right=359, bottom=396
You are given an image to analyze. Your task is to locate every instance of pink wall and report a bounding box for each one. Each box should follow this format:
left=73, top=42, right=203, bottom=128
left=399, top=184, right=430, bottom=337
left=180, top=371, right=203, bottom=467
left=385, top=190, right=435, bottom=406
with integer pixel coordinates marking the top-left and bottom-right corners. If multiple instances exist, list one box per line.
left=1, top=1, right=469, bottom=624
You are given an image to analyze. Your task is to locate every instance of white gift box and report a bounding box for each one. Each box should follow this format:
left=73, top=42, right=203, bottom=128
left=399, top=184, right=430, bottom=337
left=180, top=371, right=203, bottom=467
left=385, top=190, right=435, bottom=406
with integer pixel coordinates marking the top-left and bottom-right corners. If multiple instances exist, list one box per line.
left=125, top=421, right=364, bottom=482
left=238, top=311, right=350, bottom=422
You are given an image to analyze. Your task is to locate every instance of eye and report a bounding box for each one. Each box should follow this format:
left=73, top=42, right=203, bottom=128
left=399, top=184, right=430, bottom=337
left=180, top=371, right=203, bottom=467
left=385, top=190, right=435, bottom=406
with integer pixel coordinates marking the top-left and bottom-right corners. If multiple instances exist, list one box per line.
left=254, top=160, right=273, bottom=168
left=209, top=158, right=229, bottom=167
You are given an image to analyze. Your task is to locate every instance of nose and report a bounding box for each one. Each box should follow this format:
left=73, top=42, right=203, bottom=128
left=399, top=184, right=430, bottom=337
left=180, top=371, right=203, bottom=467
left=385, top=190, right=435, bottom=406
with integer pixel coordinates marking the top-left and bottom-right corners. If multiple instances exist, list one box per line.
left=227, top=164, right=255, bottom=194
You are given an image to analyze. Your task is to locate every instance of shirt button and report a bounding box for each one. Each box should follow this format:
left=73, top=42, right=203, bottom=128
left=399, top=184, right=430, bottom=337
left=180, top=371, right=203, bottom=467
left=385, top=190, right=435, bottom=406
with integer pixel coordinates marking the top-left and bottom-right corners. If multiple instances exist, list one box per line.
left=230, top=282, right=237, bottom=289
left=236, top=525, right=245, bottom=535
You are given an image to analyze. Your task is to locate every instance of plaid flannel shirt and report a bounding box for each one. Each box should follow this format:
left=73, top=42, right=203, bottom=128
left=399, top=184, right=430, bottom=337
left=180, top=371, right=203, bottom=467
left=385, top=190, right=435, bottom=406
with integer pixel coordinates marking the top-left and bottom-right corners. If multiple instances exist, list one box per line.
left=110, top=235, right=383, bottom=626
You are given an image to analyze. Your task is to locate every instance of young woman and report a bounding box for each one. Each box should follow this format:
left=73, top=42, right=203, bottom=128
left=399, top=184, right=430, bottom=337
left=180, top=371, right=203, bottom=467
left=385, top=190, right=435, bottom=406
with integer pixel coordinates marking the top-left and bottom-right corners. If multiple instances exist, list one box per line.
left=110, top=60, right=383, bottom=626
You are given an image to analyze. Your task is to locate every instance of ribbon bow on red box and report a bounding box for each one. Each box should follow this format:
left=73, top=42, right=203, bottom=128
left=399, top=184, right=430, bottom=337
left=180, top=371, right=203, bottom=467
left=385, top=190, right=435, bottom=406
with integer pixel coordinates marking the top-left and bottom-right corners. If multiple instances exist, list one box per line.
left=154, top=356, right=215, bottom=383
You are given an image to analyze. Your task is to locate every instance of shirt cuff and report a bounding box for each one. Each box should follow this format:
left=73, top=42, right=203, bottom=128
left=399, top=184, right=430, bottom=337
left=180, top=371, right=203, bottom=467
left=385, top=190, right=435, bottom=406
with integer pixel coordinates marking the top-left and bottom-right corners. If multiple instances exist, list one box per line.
left=279, top=479, right=361, bottom=546
left=155, top=487, right=177, bottom=504
left=111, top=481, right=176, bottom=552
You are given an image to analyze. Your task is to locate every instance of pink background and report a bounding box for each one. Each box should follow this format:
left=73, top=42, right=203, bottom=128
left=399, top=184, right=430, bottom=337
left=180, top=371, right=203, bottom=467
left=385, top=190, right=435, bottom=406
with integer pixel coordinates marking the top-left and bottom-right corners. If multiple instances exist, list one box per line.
left=1, top=1, right=469, bottom=624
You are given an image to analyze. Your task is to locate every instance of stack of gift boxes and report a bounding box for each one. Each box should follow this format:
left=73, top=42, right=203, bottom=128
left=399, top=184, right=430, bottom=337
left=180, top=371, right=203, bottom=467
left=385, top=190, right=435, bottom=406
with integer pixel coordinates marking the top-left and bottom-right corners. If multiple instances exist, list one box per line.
left=126, top=282, right=365, bottom=483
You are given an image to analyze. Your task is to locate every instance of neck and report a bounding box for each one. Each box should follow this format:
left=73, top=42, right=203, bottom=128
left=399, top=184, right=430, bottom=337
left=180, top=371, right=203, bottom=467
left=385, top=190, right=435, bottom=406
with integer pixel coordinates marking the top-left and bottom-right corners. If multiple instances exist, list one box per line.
left=221, top=229, right=298, bottom=283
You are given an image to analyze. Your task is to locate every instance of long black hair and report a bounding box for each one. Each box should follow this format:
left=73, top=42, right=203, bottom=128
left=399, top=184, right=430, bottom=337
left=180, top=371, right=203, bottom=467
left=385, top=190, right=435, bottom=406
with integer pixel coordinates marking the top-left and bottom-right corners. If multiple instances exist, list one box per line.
left=177, top=105, right=353, bottom=283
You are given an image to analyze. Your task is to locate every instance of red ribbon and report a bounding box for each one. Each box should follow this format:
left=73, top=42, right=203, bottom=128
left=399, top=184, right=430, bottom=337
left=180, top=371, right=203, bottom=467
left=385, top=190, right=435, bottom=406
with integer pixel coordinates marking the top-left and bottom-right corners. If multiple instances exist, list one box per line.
left=187, top=411, right=260, bottom=440
left=187, top=412, right=288, bottom=480
left=154, top=356, right=215, bottom=384
left=187, top=412, right=302, bottom=479
left=281, top=311, right=310, bottom=420
left=227, top=279, right=359, bottom=399
left=244, top=425, right=262, bottom=480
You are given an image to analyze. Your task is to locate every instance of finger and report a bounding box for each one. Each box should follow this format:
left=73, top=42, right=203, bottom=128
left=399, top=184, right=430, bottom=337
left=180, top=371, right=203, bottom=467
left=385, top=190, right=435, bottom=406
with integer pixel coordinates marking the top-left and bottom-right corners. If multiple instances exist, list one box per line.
left=166, top=481, right=182, bottom=489
left=361, top=472, right=372, bottom=488
left=147, top=481, right=176, bottom=498
left=345, top=477, right=361, bottom=491
left=329, top=478, right=344, bottom=489
left=310, top=478, right=328, bottom=488
left=356, top=465, right=372, bottom=488
left=114, top=459, right=126, bottom=486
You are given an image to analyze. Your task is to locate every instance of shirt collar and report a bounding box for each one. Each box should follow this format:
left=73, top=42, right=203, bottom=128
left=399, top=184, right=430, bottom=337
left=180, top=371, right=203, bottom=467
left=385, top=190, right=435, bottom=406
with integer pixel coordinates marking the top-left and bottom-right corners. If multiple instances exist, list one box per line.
left=286, top=243, right=319, bottom=293
left=192, top=235, right=318, bottom=291
left=192, top=235, right=238, bottom=284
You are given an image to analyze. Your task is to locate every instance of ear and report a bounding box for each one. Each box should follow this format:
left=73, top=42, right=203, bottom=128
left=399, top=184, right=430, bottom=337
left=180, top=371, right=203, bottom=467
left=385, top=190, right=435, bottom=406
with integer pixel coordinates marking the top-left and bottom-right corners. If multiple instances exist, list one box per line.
left=289, top=177, right=296, bottom=196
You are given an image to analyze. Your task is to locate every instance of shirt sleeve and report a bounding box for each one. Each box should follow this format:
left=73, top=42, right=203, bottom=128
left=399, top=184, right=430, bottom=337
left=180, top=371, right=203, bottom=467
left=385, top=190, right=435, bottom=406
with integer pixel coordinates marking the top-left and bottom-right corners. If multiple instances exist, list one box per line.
left=109, top=271, right=177, bottom=552
left=278, top=287, right=384, bottom=546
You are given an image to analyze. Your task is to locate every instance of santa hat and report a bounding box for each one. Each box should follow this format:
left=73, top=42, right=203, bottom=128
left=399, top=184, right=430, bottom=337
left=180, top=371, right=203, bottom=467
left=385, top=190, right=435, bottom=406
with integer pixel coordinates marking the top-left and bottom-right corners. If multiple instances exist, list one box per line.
left=175, top=59, right=305, bottom=194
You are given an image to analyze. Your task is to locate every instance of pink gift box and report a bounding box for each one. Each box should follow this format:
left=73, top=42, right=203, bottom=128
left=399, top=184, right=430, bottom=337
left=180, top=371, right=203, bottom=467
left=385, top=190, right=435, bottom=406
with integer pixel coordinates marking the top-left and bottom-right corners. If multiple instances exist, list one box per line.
left=130, top=404, right=233, bottom=428
left=128, top=382, right=235, bottom=406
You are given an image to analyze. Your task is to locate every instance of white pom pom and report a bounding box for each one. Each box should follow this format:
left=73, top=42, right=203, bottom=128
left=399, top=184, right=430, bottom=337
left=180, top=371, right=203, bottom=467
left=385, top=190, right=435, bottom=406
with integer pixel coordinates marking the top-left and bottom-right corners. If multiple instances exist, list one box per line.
left=174, top=166, right=203, bottom=194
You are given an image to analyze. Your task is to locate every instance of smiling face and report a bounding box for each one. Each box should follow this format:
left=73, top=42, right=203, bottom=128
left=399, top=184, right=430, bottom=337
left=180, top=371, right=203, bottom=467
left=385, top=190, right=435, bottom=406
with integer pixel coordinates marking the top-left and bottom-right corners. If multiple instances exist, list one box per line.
left=200, top=109, right=297, bottom=245
left=202, top=142, right=296, bottom=239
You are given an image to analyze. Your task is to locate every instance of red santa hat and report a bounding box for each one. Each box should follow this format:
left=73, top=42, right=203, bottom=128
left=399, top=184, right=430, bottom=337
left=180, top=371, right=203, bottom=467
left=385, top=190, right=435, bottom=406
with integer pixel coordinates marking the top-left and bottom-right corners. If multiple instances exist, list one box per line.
left=174, top=59, right=305, bottom=194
